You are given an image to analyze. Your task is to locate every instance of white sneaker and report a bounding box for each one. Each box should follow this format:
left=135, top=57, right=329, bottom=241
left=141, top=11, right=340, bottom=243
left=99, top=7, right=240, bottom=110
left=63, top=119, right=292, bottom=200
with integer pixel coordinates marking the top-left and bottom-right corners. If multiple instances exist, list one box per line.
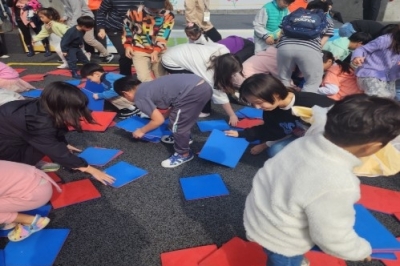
left=85, top=52, right=91, bottom=61
left=199, top=112, right=210, bottom=118
left=0, top=55, right=10, bottom=58
left=57, top=63, right=69, bottom=69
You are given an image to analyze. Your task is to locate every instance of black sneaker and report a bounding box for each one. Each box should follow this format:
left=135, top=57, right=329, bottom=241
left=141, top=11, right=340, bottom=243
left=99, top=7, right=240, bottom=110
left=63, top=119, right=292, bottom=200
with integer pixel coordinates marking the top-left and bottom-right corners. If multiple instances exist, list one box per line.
left=117, top=107, right=141, bottom=119
left=161, top=135, right=194, bottom=145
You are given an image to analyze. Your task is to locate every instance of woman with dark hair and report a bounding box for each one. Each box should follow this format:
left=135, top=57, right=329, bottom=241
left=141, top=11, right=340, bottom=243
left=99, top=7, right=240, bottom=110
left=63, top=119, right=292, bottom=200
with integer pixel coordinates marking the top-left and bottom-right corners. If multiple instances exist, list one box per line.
left=161, top=43, right=243, bottom=125
left=0, top=81, right=115, bottom=185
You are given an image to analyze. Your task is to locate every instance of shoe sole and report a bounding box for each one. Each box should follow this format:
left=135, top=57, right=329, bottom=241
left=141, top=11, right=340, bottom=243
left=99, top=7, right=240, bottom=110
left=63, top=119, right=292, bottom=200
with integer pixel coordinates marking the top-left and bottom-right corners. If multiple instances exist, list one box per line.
left=161, top=155, right=194, bottom=168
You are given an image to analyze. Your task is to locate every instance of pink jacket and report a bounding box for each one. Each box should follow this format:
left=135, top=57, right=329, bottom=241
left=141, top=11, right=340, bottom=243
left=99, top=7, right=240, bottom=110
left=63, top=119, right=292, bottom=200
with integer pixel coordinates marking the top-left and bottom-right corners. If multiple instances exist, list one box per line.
left=0, top=62, right=19, bottom=80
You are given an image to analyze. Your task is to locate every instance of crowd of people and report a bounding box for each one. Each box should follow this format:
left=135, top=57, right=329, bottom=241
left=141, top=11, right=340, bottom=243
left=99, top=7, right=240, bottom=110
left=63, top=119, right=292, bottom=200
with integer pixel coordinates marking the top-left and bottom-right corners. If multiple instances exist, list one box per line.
left=1, top=0, right=400, bottom=265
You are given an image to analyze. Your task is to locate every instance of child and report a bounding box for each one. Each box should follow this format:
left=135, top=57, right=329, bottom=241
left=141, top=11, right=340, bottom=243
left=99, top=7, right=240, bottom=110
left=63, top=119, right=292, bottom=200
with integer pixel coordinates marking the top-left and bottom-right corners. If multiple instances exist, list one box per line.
left=352, top=24, right=400, bottom=98
left=60, top=16, right=93, bottom=79
left=319, top=57, right=363, bottom=100
left=277, top=1, right=334, bottom=93
left=0, top=160, right=61, bottom=242
left=114, top=74, right=213, bottom=168
left=253, top=0, right=295, bottom=53
left=184, top=23, right=255, bottom=63
left=323, top=32, right=372, bottom=61
left=161, top=43, right=242, bottom=125
left=243, top=94, right=400, bottom=265
left=0, top=81, right=115, bottom=185
left=123, top=0, right=174, bottom=82
left=225, top=74, right=333, bottom=157
left=0, top=61, right=34, bottom=92
left=33, top=7, right=70, bottom=69
left=80, top=63, right=140, bottom=119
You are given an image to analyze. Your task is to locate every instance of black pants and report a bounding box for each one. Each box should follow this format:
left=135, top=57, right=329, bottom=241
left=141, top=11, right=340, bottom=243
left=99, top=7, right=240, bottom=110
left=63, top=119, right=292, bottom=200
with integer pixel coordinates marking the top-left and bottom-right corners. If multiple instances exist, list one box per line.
left=66, top=47, right=89, bottom=72
left=363, top=0, right=381, bottom=21
left=106, top=29, right=132, bottom=76
left=16, top=19, right=49, bottom=46
left=205, top=27, right=222, bottom=42
left=235, top=38, right=255, bottom=63
left=0, top=34, right=7, bottom=56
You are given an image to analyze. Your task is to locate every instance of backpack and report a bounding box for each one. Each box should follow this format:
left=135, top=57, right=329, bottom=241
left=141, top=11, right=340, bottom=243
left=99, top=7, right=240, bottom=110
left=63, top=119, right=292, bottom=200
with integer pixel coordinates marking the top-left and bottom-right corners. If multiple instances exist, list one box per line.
left=281, top=8, right=328, bottom=40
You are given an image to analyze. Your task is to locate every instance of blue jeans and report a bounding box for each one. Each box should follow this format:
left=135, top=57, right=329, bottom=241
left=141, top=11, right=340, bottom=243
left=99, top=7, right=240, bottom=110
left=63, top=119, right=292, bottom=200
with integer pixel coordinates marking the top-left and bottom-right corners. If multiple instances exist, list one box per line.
left=267, top=136, right=297, bottom=158
left=264, top=249, right=304, bottom=266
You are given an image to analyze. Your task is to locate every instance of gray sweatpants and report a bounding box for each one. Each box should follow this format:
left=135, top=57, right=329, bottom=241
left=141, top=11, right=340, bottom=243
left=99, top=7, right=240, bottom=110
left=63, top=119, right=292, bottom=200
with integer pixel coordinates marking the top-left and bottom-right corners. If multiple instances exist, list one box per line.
left=277, top=44, right=323, bottom=93
left=169, top=81, right=213, bottom=154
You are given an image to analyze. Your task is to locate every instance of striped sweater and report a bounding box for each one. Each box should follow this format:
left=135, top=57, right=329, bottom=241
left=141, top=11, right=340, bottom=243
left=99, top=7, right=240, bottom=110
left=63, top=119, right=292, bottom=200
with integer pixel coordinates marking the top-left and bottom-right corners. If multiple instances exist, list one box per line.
left=123, top=5, right=175, bottom=53
left=97, top=0, right=142, bottom=32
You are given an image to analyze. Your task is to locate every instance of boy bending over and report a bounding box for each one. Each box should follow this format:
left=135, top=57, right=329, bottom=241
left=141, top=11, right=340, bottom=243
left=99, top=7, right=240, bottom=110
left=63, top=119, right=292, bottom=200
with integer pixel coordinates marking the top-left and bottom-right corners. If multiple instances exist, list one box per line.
left=244, top=94, right=400, bottom=266
left=114, top=74, right=212, bottom=168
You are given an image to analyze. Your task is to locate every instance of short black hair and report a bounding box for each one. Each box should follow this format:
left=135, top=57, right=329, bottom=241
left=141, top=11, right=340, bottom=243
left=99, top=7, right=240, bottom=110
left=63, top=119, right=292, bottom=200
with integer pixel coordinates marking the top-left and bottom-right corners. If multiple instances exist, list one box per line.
left=80, top=63, right=104, bottom=78
left=284, top=0, right=296, bottom=4
left=239, top=73, right=289, bottom=105
left=77, top=16, right=95, bottom=28
left=322, top=50, right=334, bottom=63
left=325, top=94, right=400, bottom=147
left=349, top=32, right=372, bottom=44
left=307, top=0, right=330, bottom=12
left=113, top=76, right=142, bottom=96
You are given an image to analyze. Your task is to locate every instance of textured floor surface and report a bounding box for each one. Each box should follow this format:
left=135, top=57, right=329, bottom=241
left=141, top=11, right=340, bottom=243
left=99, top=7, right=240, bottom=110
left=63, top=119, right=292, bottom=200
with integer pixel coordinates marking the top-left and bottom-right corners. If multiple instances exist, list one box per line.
left=0, top=49, right=399, bottom=266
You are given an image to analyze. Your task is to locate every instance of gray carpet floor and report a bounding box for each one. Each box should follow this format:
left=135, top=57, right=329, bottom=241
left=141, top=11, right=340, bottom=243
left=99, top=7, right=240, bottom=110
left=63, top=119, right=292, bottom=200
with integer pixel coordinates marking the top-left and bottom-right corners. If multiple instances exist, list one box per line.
left=0, top=51, right=399, bottom=266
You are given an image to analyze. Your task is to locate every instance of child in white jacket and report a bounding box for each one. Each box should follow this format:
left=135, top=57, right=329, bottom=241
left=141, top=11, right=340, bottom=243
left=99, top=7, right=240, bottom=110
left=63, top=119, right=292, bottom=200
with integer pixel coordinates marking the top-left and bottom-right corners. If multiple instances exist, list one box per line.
left=244, top=94, right=400, bottom=265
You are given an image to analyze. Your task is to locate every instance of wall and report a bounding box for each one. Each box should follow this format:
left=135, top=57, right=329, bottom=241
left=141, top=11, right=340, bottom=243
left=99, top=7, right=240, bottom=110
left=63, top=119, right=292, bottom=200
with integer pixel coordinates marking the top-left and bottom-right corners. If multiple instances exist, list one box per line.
left=171, top=0, right=267, bottom=10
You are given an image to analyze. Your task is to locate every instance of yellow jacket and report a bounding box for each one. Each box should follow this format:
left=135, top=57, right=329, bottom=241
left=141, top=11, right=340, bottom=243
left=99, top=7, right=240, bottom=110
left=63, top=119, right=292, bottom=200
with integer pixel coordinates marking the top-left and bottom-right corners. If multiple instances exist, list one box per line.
left=33, top=21, right=69, bottom=42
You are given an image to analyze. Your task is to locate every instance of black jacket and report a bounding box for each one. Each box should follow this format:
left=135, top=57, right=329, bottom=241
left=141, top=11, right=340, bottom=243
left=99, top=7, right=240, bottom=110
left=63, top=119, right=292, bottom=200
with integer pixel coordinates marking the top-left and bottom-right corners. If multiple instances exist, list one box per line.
left=238, top=92, right=334, bottom=142
left=0, top=99, right=88, bottom=168
left=61, top=26, right=85, bottom=52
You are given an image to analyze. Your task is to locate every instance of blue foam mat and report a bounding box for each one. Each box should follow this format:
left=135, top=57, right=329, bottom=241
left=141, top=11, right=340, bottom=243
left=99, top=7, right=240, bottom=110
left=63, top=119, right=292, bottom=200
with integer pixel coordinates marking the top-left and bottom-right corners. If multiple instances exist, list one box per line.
left=65, top=79, right=81, bottom=86
left=21, top=204, right=52, bottom=217
left=199, top=129, right=249, bottom=168
left=105, top=161, right=148, bottom=188
left=197, top=120, right=230, bottom=132
left=78, top=147, right=121, bottom=166
left=0, top=249, right=4, bottom=266
left=116, top=116, right=164, bottom=138
left=5, top=229, right=70, bottom=266
left=20, top=89, right=42, bottom=98
left=180, top=173, right=229, bottom=201
left=81, top=89, right=104, bottom=111
left=85, top=80, right=105, bottom=93
left=235, top=107, right=263, bottom=119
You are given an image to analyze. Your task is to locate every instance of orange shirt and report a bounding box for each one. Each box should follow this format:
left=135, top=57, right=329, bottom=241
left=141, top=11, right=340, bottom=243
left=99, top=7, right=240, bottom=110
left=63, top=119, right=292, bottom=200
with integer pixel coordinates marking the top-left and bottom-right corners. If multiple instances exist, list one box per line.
left=323, top=64, right=363, bottom=101
left=288, top=0, right=308, bottom=12
left=88, top=0, right=102, bottom=10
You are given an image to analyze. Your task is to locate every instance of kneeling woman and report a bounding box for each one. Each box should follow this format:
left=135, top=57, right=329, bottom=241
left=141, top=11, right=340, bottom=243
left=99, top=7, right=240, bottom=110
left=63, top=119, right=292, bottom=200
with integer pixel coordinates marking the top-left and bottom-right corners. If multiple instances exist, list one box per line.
left=0, top=81, right=115, bottom=185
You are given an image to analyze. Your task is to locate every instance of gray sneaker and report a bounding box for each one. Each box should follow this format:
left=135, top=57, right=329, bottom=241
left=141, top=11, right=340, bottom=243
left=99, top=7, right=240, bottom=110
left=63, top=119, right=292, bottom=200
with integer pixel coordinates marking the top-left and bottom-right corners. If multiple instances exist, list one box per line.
left=36, top=161, right=60, bottom=172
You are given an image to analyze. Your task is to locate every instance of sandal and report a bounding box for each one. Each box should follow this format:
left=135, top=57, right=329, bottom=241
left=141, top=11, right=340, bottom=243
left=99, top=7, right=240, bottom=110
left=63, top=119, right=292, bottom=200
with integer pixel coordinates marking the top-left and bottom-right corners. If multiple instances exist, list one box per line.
left=8, top=215, right=50, bottom=242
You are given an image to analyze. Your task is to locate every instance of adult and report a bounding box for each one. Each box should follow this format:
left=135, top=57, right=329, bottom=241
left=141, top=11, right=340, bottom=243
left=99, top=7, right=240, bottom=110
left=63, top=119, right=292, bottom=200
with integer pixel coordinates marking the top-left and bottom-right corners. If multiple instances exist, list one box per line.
left=7, top=0, right=51, bottom=57
left=60, top=0, right=113, bottom=63
left=184, top=0, right=221, bottom=42
left=0, top=81, right=115, bottom=185
left=362, top=0, right=381, bottom=21
left=97, top=0, right=141, bottom=76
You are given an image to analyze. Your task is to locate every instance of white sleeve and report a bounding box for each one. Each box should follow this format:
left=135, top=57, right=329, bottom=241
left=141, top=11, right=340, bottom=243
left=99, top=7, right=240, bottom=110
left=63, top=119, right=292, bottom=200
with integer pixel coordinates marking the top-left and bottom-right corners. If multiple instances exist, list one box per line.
left=318, top=84, right=340, bottom=95
left=305, top=190, right=372, bottom=261
left=211, top=88, right=229, bottom=105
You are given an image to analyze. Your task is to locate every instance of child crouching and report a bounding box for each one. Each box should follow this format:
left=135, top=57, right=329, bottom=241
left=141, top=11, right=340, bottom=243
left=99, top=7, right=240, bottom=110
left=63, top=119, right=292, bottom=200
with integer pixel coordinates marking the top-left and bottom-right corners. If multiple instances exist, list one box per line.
left=244, top=94, right=400, bottom=265
left=114, top=74, right=212, bottom=168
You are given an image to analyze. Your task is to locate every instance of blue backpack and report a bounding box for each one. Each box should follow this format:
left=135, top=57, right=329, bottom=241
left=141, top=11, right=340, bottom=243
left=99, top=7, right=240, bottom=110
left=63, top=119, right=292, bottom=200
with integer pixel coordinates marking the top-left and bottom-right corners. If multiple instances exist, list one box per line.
left=281, top=8, right=328, bottom=40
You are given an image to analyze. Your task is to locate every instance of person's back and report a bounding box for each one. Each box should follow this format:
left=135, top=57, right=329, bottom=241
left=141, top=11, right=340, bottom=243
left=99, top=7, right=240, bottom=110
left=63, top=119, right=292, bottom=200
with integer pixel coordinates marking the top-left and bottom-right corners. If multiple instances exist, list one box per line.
left=244, top=94, right=400, bottom=264
left=322, top=37, right=350, bottom=60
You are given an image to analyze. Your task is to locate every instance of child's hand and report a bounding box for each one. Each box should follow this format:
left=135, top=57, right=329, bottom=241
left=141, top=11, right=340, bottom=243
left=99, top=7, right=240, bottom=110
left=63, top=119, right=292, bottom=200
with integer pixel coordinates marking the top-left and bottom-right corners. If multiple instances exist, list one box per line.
left=352, top=57, right=365, bottom=66
left=125, top=47, right=134, bottom=59
left=363, top=256, right=372, bottom=262
left=98, top=29, right=106, bottom=39
left=250, top=143, right=268, bottom=155
left=150, top=51, right=160, bottom=63
left=224, top=130, right=239, bottom=137
left=90, top=167, right=115, bottom=185
left=132, top=128, right=145, bottom=139
left=265, top=36, right=275, bottom=45
left=67, top=144, right=82, bottom=153
left=229, top=114, right=239, bottom=126
left=62, top=52, right=67, bottom=57
left=93, top=93, right=99, bottom=100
